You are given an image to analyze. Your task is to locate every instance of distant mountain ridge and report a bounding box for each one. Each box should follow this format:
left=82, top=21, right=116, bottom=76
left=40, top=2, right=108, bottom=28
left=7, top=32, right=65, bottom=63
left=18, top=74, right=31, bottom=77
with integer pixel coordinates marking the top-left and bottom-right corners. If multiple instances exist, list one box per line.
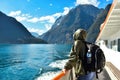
left=31, top=32, right=40, bottom=37
left=0, top=11, right=46, bottom=44
left=40, top=4, right=103, bottom=44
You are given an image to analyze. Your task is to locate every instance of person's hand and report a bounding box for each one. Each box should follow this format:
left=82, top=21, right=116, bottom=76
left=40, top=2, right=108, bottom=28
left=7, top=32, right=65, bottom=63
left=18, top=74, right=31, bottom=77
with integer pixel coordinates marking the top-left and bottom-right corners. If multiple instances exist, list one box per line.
left=62, top=69, right=67, bottom=74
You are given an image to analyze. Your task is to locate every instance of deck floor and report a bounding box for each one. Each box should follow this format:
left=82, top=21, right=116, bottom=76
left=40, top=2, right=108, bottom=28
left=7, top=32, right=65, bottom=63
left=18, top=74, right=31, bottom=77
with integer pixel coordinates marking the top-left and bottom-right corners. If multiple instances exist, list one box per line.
left=96, top=68, right=111, bottom=80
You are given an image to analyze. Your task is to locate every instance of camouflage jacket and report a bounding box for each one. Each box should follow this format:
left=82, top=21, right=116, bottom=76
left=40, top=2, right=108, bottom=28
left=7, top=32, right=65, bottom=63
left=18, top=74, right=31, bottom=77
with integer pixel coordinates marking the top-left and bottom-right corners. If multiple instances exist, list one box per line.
left=64, top=29, right=87, bottom=76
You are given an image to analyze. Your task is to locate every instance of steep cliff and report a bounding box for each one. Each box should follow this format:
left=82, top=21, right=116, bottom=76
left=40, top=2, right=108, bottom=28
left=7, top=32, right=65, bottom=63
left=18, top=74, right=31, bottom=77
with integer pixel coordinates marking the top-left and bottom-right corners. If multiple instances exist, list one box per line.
left=40, top=4, right=103, bottom=44
left=0, top=11, right=46, bottom=44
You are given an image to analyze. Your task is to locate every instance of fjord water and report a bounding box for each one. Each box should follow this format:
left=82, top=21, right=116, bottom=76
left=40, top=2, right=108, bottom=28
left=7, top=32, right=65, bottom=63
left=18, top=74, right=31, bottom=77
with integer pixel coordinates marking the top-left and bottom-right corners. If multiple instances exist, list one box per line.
left=0, top=44, right=71, bottom=80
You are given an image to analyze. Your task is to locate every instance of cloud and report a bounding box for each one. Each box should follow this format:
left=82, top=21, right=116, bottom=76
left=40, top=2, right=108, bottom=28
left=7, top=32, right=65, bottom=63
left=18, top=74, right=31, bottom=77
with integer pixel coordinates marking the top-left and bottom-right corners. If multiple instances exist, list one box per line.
left=39, top=7, right=70, bottom=23
left=63, top=7, right=70, bottom=15
left=15, top=16, right=27, bottom=21
left=45, top=24, right=52, bottom=30
left=27, top=27, right=45, bottom=35
left=27, top=16, right=55, bottom=23
left=8, top=10, right=31, bottom=21
left=8, top=7, right=70, bottom=35
left=27, top=17, right=39, bottom=23
left=75, top=0, right=100, bottom=7
left=9, top=10, right=21, bottom=16
left=8, top=6, right=70, bottom=23
left=40, top=16, right=56, bottom=23
left=52, top=13, right=61, bottom=17
left=27, top=13, right=62, bottom=23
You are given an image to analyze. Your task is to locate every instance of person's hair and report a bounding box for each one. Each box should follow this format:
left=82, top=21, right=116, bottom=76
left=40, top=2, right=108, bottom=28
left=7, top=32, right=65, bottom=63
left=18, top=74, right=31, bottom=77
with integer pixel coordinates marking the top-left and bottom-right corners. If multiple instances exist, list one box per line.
left=73, top=29, right=87, bottom=41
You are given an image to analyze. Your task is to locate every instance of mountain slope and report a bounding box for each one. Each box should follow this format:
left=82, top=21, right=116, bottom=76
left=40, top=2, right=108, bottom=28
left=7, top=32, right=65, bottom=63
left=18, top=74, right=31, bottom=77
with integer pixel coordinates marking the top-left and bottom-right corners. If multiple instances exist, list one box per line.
left=40, top=4, right=103, bottom=44
left=0, top=11, right=46, bottom=44
left=86, top=4, right=111, bottom=43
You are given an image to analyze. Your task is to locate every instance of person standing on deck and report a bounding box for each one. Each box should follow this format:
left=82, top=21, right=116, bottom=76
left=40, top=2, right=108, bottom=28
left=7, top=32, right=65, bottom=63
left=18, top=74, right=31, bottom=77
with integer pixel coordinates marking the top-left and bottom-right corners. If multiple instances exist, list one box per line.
left=63, top=29, right=95, bottom=80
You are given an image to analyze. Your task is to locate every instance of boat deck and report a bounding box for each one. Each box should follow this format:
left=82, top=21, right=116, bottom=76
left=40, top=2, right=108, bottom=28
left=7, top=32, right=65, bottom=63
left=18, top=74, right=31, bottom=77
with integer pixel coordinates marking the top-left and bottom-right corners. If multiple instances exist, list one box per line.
left=105, top=62, right=120, bottom=80
left=98, top=44, right=120, bottom=80
left=52, top=44, right=120, bottom=80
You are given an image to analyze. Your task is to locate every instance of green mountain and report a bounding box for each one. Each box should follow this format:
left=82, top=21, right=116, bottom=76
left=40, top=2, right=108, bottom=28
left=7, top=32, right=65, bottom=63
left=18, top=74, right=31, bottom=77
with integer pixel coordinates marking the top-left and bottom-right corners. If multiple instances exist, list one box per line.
left=40, top=4, right=103, bottom=44
left=0, top=11, right=47, bottom=44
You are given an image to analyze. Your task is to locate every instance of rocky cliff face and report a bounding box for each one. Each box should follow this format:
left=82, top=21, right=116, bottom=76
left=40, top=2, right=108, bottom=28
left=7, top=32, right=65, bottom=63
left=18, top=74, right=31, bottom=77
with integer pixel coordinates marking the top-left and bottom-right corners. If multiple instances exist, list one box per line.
left=86, top=4, right=111, bottom=43
left=0, top=11, right=46, bottom=44
left=40, top=4, right=103, bottom=44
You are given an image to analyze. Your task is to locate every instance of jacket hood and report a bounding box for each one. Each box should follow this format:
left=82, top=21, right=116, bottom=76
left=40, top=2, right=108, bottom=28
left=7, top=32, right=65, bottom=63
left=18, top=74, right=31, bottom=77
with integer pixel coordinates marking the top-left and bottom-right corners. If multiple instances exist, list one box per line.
left=73, top=29, right=87, bottom=41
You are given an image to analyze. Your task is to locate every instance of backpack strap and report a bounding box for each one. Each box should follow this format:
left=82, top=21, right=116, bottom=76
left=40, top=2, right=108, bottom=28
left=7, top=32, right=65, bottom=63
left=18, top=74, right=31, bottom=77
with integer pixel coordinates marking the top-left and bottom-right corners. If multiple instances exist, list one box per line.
left=95, top=47, right=104, bottom=79
left=95, top=49, right=99, bottom=79
left=96, top=72, right=99, bottom=79
left=95, top=48, right=104, bottom=73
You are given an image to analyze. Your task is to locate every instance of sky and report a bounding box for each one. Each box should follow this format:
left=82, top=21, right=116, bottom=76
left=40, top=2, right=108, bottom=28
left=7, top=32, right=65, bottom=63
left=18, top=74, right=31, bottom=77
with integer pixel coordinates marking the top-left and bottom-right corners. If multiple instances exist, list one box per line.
left=0, top=0, right=113, bottom=35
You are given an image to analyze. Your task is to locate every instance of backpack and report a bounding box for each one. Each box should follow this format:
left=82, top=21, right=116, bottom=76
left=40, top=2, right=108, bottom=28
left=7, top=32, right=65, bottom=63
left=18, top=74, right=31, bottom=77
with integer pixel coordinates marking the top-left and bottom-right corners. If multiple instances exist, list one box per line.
left=82, top=42, right=106, bottom=78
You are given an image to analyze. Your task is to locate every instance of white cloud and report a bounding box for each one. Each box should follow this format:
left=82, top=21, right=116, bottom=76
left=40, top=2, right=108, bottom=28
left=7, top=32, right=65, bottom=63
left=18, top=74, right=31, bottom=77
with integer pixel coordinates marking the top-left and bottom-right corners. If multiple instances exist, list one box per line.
left=9, top=10, right=21, bottom=16
left=8, top=7, right=70, bottom=35
left=15, top=16, right=27, bottom=21
left=38, top=7, right=70, bottom=23
left=39, top=16, right=55, bottom=23
left=21, top=14, right=32, bottom=18
left=27, top=25, right=52, bottom=35
left=45, top=24, right=52, bottom=30
left=27, top=15, right=56, bottom=23
left=28, top=28, right=45, bottom=35
left=8, top=7, right=70, bottom=23
left=37, top=7, right=70, bottom=24
left=28, top=12, right=62, bottom=24
left=75, top=0, right=100, bottom=7
left=52, top=13, right=61, bottom=17
left=63, top=7, right=70, bottom=15
left=8, top=10, right=31, bottom=22
left=27, top=17, right=39, bottom=23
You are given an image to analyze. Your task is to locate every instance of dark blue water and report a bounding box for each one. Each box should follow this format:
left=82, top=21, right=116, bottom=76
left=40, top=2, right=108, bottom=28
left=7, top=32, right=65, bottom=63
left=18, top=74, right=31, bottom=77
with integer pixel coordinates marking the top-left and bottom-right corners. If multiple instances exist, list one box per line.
left=0, top=44, right=71, bottom=80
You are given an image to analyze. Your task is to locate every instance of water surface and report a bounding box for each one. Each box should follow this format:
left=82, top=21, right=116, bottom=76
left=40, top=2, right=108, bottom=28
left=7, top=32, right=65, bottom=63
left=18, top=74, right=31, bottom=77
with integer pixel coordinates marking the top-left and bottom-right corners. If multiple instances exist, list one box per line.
left=0, top=44, right=71, bottom=80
